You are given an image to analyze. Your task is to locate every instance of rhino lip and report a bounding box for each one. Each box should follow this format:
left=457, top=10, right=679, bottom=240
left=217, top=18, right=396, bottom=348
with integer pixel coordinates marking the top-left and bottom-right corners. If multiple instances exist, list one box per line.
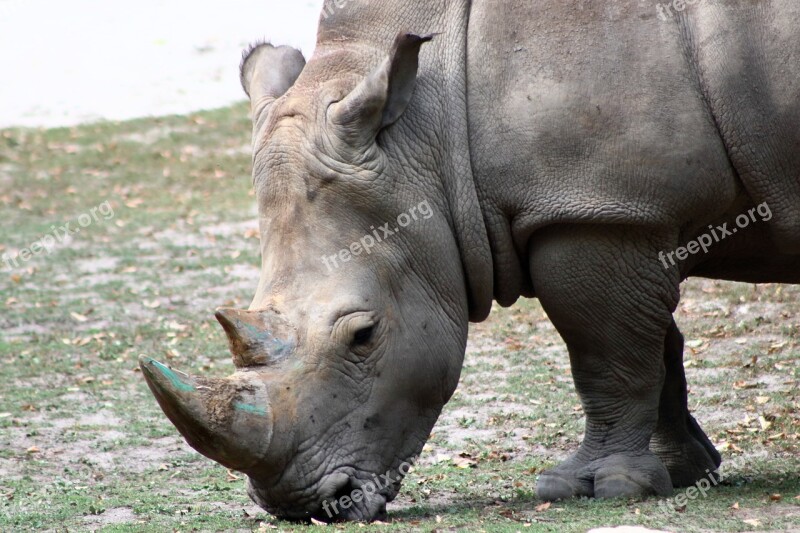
left=258, top=472, right=391, bottom=523
left=314, top=476, right=389, bottom=523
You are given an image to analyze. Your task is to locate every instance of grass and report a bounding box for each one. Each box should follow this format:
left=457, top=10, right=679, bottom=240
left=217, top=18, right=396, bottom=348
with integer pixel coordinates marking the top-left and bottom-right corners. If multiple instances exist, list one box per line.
left=0, top=105, right=798, bottom=532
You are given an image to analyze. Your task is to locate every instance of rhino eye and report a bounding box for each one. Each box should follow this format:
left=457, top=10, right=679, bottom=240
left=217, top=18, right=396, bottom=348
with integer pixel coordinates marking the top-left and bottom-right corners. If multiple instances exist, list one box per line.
left=352, top=325, right=375, bottom=347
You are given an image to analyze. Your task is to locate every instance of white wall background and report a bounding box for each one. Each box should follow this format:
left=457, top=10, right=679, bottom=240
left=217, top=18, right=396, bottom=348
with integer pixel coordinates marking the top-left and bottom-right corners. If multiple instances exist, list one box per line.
left=0, top=0, right=324, bottom=128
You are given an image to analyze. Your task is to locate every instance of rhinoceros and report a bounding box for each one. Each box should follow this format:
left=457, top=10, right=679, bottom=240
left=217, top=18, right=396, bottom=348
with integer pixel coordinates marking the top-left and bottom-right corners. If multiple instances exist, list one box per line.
left=139, top=0, right=800, bottom=522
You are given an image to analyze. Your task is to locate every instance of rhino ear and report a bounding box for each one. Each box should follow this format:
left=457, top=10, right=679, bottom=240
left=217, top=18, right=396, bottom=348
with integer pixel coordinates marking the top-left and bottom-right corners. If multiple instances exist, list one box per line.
left=240, top=43, right=306, bottom=121
left=330, top=32, right=433, bottom=144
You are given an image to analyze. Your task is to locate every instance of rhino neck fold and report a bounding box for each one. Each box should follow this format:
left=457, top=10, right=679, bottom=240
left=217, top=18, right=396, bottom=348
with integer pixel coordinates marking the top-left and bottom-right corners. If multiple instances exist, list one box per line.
left=315, top=0, right=495, bottom=322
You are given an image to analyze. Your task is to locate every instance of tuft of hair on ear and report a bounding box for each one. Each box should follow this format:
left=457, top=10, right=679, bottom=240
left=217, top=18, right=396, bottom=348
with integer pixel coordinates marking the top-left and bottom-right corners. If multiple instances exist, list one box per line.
left=239, top=39, right=272, bottom=97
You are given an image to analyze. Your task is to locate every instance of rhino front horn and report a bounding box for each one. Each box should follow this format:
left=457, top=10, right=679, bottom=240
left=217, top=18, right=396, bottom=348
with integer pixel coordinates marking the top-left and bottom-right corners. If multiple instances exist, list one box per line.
left=139, top=356, right=272, bottom=472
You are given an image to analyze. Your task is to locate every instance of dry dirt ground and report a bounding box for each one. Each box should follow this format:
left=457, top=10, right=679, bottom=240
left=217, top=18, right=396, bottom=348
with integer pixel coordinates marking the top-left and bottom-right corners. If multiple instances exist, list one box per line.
left=0, top=107, right=797, bottom=532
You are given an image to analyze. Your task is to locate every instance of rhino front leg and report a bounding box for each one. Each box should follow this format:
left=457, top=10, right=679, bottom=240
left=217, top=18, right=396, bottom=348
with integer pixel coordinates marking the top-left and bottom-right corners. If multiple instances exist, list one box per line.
left=651, top=319, right=722, bottom=486
left=529, top=225, right=678, bottom=500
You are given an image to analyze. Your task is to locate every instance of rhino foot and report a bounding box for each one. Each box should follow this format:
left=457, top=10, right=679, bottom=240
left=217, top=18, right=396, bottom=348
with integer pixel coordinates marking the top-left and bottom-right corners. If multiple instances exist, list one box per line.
left=536, top=451, right=672, bottom=501
left=651, top=414, right=722, bottom=488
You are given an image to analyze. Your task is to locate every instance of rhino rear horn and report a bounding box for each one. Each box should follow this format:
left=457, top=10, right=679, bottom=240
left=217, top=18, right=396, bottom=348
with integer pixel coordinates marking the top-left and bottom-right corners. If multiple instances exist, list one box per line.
left=330, top=32, right=434, bottom=144
left=240, top=43, right=305, bottom=120
left=215, top=307, right=295, bottom=368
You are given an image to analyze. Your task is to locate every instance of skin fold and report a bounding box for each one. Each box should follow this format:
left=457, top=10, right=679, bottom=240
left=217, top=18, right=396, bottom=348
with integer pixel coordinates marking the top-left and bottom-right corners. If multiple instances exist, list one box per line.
left=140, top=0, right=800, bottom=522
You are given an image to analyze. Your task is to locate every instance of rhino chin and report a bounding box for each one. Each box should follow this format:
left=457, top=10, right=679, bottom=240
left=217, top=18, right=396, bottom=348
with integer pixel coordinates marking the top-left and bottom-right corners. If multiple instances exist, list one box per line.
left=139, top=356, right=272, bottom=472
left=247, top=473, right=389, bottom=523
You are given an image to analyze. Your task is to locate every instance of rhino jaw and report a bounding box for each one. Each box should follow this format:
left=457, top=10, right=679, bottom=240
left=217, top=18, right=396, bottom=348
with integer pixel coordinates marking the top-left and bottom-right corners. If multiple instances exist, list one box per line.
left=139, top=356, right=272, bottom=472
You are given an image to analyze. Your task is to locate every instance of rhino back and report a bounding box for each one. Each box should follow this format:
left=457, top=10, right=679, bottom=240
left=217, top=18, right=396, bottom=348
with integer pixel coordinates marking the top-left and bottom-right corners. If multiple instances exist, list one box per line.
left=685, top=0, right=800, bottom=252
left=467, top=0, right=798, bottom=248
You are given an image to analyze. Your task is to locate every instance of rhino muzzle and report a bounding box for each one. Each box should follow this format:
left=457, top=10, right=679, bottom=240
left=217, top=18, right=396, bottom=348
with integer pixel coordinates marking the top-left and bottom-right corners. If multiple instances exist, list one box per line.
left=139, top=355, right=273, bottom=472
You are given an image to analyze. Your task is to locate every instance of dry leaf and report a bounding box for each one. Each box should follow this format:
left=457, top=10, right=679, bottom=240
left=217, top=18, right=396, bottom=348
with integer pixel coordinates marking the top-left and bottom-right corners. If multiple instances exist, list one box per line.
left=70, top=312, right=88, bottom=322
left=143, top=299, right=161, bottom=309
left=534, top=502, right=551, bottom=512
left=743, top=519, right=760, bottom=527
left=730, top=501, right=739, bottom=509
left=432, top=453, right=451, bottom=464
left=769, top=493, right=782, bottom=501
left=769, top=341, right=788, bottom=353
left=310, top=517, right=327, bottom=526
left=453, top=454, right=477, bottom=469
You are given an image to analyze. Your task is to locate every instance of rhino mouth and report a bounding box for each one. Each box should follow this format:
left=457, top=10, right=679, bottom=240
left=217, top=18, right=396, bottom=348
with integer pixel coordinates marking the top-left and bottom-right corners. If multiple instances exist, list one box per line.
left=249, top=470, right=395, bottom=523
left=318, top=476, right=390, bottom=523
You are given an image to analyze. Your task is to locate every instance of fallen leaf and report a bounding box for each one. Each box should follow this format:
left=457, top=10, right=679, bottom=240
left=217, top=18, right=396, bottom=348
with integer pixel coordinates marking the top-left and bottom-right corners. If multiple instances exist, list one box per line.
left=769, top=340, right=788, bottom=353
left=432, top=453, right=451, bottom=465
left=143, top=299, right=161, bottom=309
left=770, top=493, right=782, bottom=501
left=730, top=501, right=739, bottom=510
left=310, top=517, right=327, bottom=526
left=534, top=502, right=551, bottom=512
left=743, top=519, right=760, bottom=527
left=755, top=396, right=771, bottom=404
left=70, top=311, right=88, bottom=322
left=452, top=454, right=477, bottom=469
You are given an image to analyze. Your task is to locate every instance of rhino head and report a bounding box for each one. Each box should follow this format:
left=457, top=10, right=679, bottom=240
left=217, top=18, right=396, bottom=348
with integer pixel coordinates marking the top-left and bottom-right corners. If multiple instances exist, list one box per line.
left=141, top=33, right=489, bottom=522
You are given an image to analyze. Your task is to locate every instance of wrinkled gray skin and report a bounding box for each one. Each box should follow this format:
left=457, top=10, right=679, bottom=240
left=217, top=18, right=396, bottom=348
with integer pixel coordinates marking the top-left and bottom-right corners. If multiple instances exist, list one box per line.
left=140, top=0, right=800, bottom=522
